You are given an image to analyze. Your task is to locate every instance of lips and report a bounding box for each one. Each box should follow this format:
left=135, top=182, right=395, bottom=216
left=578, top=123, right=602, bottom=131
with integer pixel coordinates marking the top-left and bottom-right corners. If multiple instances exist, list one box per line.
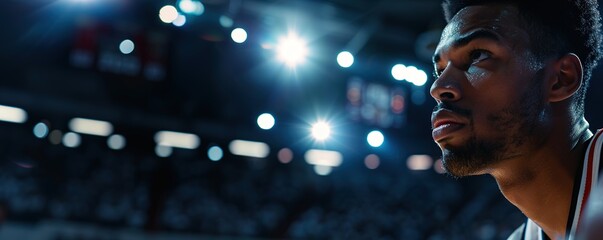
left=431, top=110, right=467, bottom=142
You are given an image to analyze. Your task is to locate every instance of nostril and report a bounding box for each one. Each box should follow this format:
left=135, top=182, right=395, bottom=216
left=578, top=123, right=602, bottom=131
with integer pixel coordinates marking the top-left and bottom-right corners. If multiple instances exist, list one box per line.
left=440, top=92, right=455, bottom=100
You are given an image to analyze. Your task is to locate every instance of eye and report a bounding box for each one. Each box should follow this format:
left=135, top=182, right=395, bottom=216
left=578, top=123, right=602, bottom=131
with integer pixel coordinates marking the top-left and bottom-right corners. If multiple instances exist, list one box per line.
left=469, top=49, right=491, bottom=64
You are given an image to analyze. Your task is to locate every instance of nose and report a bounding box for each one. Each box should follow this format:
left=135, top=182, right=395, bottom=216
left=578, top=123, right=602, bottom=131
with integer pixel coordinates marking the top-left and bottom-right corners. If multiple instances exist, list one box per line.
left=429, top=68, right=462, bottom=103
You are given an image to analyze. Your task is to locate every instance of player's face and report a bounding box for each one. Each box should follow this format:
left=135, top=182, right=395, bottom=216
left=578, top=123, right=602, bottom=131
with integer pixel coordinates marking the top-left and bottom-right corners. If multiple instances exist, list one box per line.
left=430, top=5, right=552, bottom=177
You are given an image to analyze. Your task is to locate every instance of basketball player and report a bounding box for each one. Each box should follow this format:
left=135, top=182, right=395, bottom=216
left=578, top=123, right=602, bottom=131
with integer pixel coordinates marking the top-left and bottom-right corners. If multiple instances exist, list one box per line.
left=429, top=0, right=603, bottom=239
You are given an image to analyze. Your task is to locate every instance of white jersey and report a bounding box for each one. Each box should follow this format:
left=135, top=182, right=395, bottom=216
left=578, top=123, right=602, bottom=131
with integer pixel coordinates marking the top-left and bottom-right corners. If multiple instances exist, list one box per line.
left=507, top=129, right=603, bottom=240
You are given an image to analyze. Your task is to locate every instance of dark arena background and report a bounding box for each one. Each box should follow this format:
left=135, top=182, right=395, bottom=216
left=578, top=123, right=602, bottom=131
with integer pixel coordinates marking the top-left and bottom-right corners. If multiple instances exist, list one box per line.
left=0, top=0, right=602, bottom=239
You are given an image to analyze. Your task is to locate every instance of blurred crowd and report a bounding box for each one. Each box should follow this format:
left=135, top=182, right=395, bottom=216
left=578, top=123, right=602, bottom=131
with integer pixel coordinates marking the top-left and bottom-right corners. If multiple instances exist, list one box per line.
left=0, top=123, right=525, bottom=240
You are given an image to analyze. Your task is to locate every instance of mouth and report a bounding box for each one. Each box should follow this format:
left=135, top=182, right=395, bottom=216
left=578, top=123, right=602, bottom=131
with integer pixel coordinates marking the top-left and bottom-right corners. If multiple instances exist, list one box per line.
left=431, top=110, right=467, bottom=142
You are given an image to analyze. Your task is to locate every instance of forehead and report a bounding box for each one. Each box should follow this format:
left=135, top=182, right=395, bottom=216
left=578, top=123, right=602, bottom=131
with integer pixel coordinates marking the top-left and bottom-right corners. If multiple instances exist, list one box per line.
left=435, top=5, right=530, bottom=58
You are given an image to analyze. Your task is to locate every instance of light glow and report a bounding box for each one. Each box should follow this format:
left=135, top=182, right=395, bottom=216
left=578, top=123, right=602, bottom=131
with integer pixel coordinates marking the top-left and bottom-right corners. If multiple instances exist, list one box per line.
left=62, top=132, right=81, bottom=148
left=337, top=51, right=354, bottom=68
left=172, top=14, right=187, bottom=27
left=178, top=0, right=204, bottom=15
left=231, top=28, right=248, bottom=44
left=276, top=33, right=308, bottom=67
left=0, top=105, right=27, bottom=123
left=407, top=155, right=434, bottom=170
left=119, top=39, right=135, bottom=54
left=367, top=130, right=384, bottom=147
left=159, top=5, right=179, bottom=23
left=107, top=134, right=126, bottom=150
left=257, top=113, right=275, bottom=130
left=33, top=122, right=49, bottom=138
left=311, top=121, right=331, bottom=141
left=208, top=146, right=224, bottom=161
left=304, top=149, right=343, bottom=167
left=154, top=131, right=200, bottom=149
left=228, top=140, right=270, bottom=158
left=68, top=118, right=113, bottom=136
left=391, top=64, right=408, bottom=81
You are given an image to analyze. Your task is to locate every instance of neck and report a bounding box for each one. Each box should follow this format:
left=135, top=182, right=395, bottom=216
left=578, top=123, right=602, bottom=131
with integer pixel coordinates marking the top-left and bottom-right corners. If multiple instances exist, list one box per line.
left=490, top=118, right=592, bottom=239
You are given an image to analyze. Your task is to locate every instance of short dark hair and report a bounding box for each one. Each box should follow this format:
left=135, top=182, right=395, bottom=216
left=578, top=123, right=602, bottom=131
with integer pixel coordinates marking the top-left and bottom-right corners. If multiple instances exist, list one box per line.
left=442, top=0, right=602, bottom=114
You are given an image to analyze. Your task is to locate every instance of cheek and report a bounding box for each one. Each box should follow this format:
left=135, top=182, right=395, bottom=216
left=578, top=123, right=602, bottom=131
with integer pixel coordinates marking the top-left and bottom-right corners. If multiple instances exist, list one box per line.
left=466, top=67, right=490, bottom=86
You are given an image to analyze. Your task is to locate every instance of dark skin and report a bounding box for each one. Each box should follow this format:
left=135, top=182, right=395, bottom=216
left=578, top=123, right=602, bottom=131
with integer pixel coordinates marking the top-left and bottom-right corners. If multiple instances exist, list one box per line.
left=431, top=4, right=592, bottom=239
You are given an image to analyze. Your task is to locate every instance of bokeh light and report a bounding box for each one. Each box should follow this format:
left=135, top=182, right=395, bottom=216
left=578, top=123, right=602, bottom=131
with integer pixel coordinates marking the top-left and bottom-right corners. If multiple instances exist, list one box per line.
left=172, top=15, right=187, bottom=27
left=337, top=51, right=354, bottom=68
left=364, top=154, right=380, bottom=169
left=367, top=130, right=384, bottom=147
left=278, top=148, right=293, bottom=164
left=62, top=132, right=81, bottom=148
left=391, top=64, right=407, bottom=81
left=33, top=122, right=49, bottom=139
left=119, top=39, right=135, bottom=54
left=107, top=134, right=126, bottom=150
left=159, top=5, right=179, bottom=23
left=155, top=145, right=173, bottom=158
left=208, top=146, right=224, bottom=161
left=231, top=28, right=248, bottom=44
left=257, top=113, right=275, bottom=130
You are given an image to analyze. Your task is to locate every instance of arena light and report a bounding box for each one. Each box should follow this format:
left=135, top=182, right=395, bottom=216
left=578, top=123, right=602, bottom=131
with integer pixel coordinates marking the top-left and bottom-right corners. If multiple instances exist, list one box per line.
left=231, top=28, right=248, bottom=44
left=119, top=39, right=134, bottom=54
left=154, top=131, right=200, bottom=149
left=257, top=113, right=275, bottom=130
left=62, top=132, right=81, bottom=148
left=364, top=154, right=380, bottom=170
left=276, top=32, right=308, bottom=67
left=159, top=5, right=179, bottom=23
left=337, top=51, right=354, bottom=68
left=314, top=165, right=333, bottom=176
left=0, top=105, right=27, bottom=123
left=68, top=117, right=113, bottom=136
left=367, top=130, right=384, bottom=147
left=407, top=154, right=434, bottom=170
left=228, top=140, right=270, bottom=158
left=406, top=66, right=428, bottom=86
left=107, top=134, right=126, bottom=150
left=208, top=146, right=224, bottom=161
left=33, top=122, right=49, bottom=138
left=391, top=64, right=408, bottom=81
left=311, top=121, right=331, bottom=141
left=178, top=0, right=204, bottom=15
left=304, top=149, right=343, bottom=167
left=172, top=15, right=187, bottom=27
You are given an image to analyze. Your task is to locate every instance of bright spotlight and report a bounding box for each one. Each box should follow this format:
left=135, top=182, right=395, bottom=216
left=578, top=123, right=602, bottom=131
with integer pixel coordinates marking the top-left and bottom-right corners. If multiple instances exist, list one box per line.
left=172, top=14, right=187, bottom=27
left=391, top=64, right=408, bottom=81
left=276, top=33, right=308, bottom=67
left=337, top=51, right=354, bottom=68
left=367, top=130, right=384, bottom=147
left=159, top=5, right=179, bottom=23
left=257, top=113, right=275, bottom=130
left=231, top=28, right=248, bottom=44
left=119, top=39, right=135, bottom=54
left=311, top=121, right=331, bottom=141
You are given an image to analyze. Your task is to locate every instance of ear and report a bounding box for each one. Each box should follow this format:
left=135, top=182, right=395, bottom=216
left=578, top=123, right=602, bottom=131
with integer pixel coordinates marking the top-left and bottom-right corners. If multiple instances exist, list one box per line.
left=548, top=53, right=583, bottom=102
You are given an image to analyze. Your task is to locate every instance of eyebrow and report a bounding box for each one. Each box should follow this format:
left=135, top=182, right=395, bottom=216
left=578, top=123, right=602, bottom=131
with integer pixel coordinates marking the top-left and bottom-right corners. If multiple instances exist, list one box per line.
left=432, top=29, right=502, bottom=64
